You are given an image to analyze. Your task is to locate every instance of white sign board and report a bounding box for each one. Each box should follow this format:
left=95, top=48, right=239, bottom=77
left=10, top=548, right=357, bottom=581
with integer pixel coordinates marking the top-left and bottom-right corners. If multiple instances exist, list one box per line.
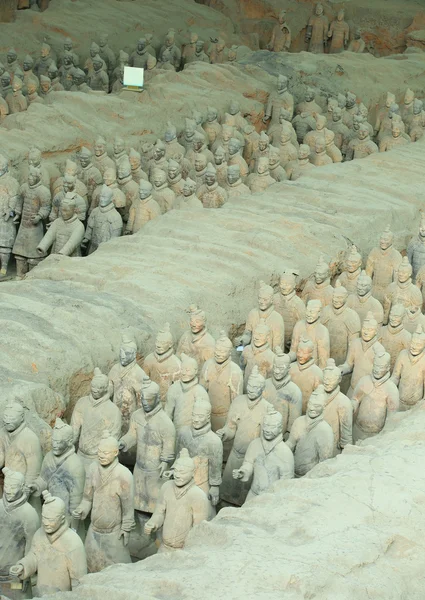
left=123, top=66, right=144, bottom=90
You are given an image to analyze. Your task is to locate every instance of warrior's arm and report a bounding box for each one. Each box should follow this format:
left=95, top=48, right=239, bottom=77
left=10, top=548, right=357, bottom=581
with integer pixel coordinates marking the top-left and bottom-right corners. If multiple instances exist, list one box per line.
left=338, top=402, right=353, bottom=449
left=120, top=475, right=136, bottom=532
left=120, top=414, right=137, bottom=452
left=59, top=223, right=85, bottom=256
left=67, top=547, right=88, bottom=590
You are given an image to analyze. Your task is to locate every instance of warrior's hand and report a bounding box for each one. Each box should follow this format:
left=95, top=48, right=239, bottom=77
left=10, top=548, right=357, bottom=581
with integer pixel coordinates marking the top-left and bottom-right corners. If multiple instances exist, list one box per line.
left=119, top=530, right=130, bottom=546
left=9, top=564, right=24, bottom=578
left=118, top=440, right=128, bottom=452
left=144, top=521, right=157, bottom=536
left=209, top=485, right=220, bottom=506
left=232, top=468, right=245, bottom=480
left=32, top=215, right=41, bottom=225
left=24, top=482, right=38, bottom=496
left=72, top=507, right=84, bottom=520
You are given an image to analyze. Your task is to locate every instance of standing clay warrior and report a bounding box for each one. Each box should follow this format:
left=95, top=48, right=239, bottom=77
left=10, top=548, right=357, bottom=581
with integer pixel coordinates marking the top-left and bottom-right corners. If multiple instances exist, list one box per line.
left=59, top=52, right=75, bottom=90
left=200, top=331, right=243, bottom=433
left=287, top=385, right=333, bottom=476
left=249, top=131, right=270, bottom=171
left=328, top=10, right=349, bottom=53
left=304, top=114, right=328, bottom=153
left=208, top=38, right=228, bottom=64
left=339, top=311, right=380, bottom=397
left=374, top=92, right=396, bottom=139
left=263, top=75, right=294, bottom=126
left=79, top=147, right=102, bottom=204
left=324, top=129, right=342, bottom=163
left=165, top=353, right=210, bottom=434
left=286, top=144, right=316, bottom=180
left=88, top=55, right=109, bottom=92
left=48, top=63, right=65, bottom=91
left=0, top=93, right=8, bottom=120
left=192, top=40, right=209, bottom=63
left=144, top=324, right=182, bottom=405
left=212, top=123, right=234, bottom=158
left=295, top=87, right=323, bottom=118
left=226, top=164, right=251, bottom=199
left=37, top=195, right=85, bottom=257
left=58, top=37, right=79, bottom=69
left=90, top=168, right=125, bottom=214
left=164, top=122, right=185, bottom=160
left=243, top=124, right=260, bottom=164
left=93, top=137, right=114, bottom=176
left=22, top=55, right=39, bottom=92
left=1, top=71, right=12, bottom=99
left=159, top=30, right=182, bottom=70
left=182, top=31, right=199, bottom=65
left=111, top=50, right=129, bottom=86
left=290, top=300, right=330, bottom=369
left=321, top=281, right=361, bottom=365
left=179, top=118, right=197, bottom=151
left=176, top=304, right=215, bottom=368
left=50, top=177, right=86, bottom=226
left=278, top=125, right=298, bottom=169
left=247, top=157, right=275, bottom=193
left=327, top=107, right=350, bottom=150
left=403, top=303, right=425, bottom=334
left=27, top=81, right=43, bottom=106
left=366, top=226, right=402, bottom=304
left=407, top=99, right=424, bottom=142
left=27, top=418, right=85, bottom=520
left=70, top=69, right=90, bottom=93
left=289, top=336, right=323, bottom=413
left=0, top=468, right=39, bottom=600
left=267, top=10, right=291, bottom=52
left=5, top=48, right=19, bottom=78
left=347, top=270, right=384, bottom=327
left=401, top=88, right=415, bottom=128
left=268, top=108, right=298, bottom=148
left=306, top=3, right=329, bottom=53
left=311, top=139, right=333, bottom=167
left=197, top=162, right=227, bottom=208
left=129, top=148, right=148, bottom=184
left=149, top=139, right=169, bottom=176
left=321, top=359, right=353, bottom=455
left=129, top=38, right=151, bottom=69
left=352, top=344, right=399, bottom=442
left=174, top=178, right=203, bottom=210
left=407, top=212, right=425, bottom=281
left=218, top=366, right=271, bottom=505
left=10, top=491, right=87, bottom=596
left=203, top=106, right=222, bottom=147
left=120, top=377, right=175, bottom=521
left=268, top=145, right=288, bottom=182
left=227, top=138, right=249, bottom=180
left=82, top=185, right=123, bottom=254
left=177, top=396, right=223, bottom=512
left=343, top=92, right=359, bottom=129
left=84, top=42, right=106, bottom=78
left=167, top=159, right=185, bottom=196
left=98, top=33, right=116, bottom=76
left=34, top=44, right=54, bottom=78
left=391, top=325, right=425, bottom=411
left=347, top=28, right=365, bottom=53
left=241, top=323, right=275, bottom=389
left=338, top=245, right=363, bottom=293
left=273, top=269, right=306, bottom=349
left=263, top=348, right=302, bottom=437
left=378, top=304, right=412, bottom=370
left=301, top=255, right=334, bottom=307
left=125, top=180, right=161, bottom=235
left=152, top=168, right=176, bottom=213
left=144, top=448, right=209, bottom=551
left=0, top=155, right=19, bottom=276
left=117, top=160, right=139, bottom=222
left=233, top=406, right=294, bottom=501
left=213, top=146, right=228, bottom=187
left=6, top=79, right=27, bottom=114
left=345, top=124, right=379, bottom=160
left=23, top=147, right=50, bottom=190
left=383, top=256, right=422, bottom=324
left=241, top=281, right=285, bottom=352
left=13, top=167, right=51, bottom=278
left=189, top=153, right=208, bottom=189
left=0, top=401, right=42, bottom=494
left=73, top=432, right=134, bottom=573
left=71, top=368, right=122, bottom=470
left=379, top=120, right=410, bottom=152
left=186, top=132, right=215, bottom=169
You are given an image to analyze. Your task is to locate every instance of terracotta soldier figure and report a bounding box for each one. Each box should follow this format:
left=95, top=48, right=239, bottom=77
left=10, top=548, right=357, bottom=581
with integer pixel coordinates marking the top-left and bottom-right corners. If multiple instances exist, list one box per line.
left=328, top=9, right=349, bottom=53
left=290, top=299, right=330, bottom=369
left=26, top=418, right=84, bottom=521
left=125, top=180, right=161, bottom=235
left=339, top=311, right=380, bottom=397
left=379, top=120, right=411, bottom=153
left=120, top=377, right=175, bottom=525
left=263, top=348, right=302, bottom=438
left=268, top=108, right=298, bottom=148
left=295, top=87, right=323, bottom=118
left=352, top=344, right=399, bottom=442
left=37, top=195, right=85, bottom=257
left=347, top=28, right=365, bottom=53
left=278, top=124, right=299, bottom=169
left=1, top=71, right=12, bottom=98
left=247, top=157, right=275, bottom=193
left=73, top=432, right=134, bottom=573
left=306, top=3, right=329, bottom=53
left=166, top=353, right=210, bottom=435
left=241, top=322, right=275, bottom=390
left=92, top=168, right=125, bottom=215
left=113, top=137, right=129, bottom=171
left=129, top=38, right=151, bottom=69
left=267, top=10, right=291, bottom=52
left=27, top=81, right=43, bottom=106
left=286, top=385, right=334, bottom=476
left=53, top=159, right=87, bottom=203
left=82, top=185, right=122, bottom=254
left=268, top=145, right=288, bottom=182
left=5, top=48, right=19, bottom=78
left=321, top=281, right=361, bottom=365
left=383, top=256, right=422, bottom=324
left=264, top=75, right=294, bottom=127
left=144, top=448, right=209, bottom=551
left=343, top=92, right=359, bottom=129
left=189, top=153, right=208, bottom=189
left=286, top=144, right=316, bottom=180
left=197, top=163, right=227, bottom=208
left=226, top=164, right=251, bottom=199
left=177, top=396, right=223, bottom=513
left=164, top=122, right=185, bottom=160
left=200, top=331, right=243, bottom=435
left=213, top=146, right=228, bottom=187
left=159, top=30, right=182, bottom=70
left=34, top=44, right=54, bottom=78
left=401, top=88, right=415, bottom=128
left=233, top=406, right=294, bottom=501
left=324, top=129, right=342, bottom=163
left=148, top=139, right=169, bottom=177
left=0, top=468, right=39, bottom=600
left=311, top=139, right=333, bottom=167
left=408, top=99, right=424, bottom=142
left=304, top=114, right=328, bottom=153
left=87, top=54, right=109, bottom=92
left=23, top=55, right=40, bottom=92
left=289, top=336, right=323, bottom=413
left=347, top=270, right=384, bottom=327
left=182, top=31, right=199, bottom=65
left=241, top=281, right=285, bottom=352
left=273, top=269, right=305, bottom=350
left=167, top=159, right=185, bottom=196
left=6, top=79, right=27, bottom=114
left=79, top=147, right=102, bottom=204
left=402, top=304, right=425, bottom=334
left=345, top=124, right=378, bottom=161
left=366, top=226, right=402, bottom=303
left=202, top=106, right=222, bottom=147
left=98, top=33, right=116, bottom=76
left=407, top=212, right=425, bottom=281
left=11, top=491, right=87, bottom=596
left=174, top=178, right=203, bottom=210
left=71, top=368, right=122, bottom=470
left=322, top=359, right=352, bottom=456
left=301, top=255, right=334, bottom=307
left=0, top=154, right=19, bottom=276
left=327, top=106, right=350, bottom=150
left=143, top=323, right=182, bottom=406
left=227, top=138, right=249, bottom=180
left=129, top=148, right=148, bottom=184
left=339, top=245, right=363, bottom=294
left=176, top=304, right=215, bottom=369
left=59, top=52, right=74, bottom=91
left=58, top=37, right=79, bottom=69
left=374, top=92, right=396, bottom=139
left=93, top=137, right=114, bottom=176
left=84, top=42, right=105, bottom=78
left=50, top=177, right=86, bottom=225
left=391, top=325, right=425, bottom=411
left=117, top=160, right=138, bottom=222
left=378, top=303, right=411, bottom=370
left=48, top=63, right=64, bottom=91
left=218, top=366, right=271, bottom=505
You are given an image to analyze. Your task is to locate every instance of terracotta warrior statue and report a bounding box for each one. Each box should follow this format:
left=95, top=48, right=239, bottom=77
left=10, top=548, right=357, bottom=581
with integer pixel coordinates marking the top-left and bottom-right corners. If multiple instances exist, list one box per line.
left=197, top=162, right=228, bottom=208
left=352, top=344, right=399, bottom=442
left=199, top=328, right=243, bottom=452
left=129, top=148, right=148, bottom=184
left=304, top=114, right=328, bottom=153
left=1, top=71, right=12, bottom=98
left=324, top=129, right=342, bottom=163
left=306, top=3, right=329, bottom=53
left=311, top=139, right=333, bottom=167
left=164, top=122, right=185, bottom=160
left=321, top=280, right=361, bottom=365
left=117, top=160, right=139, bottom=222
left=165, top=353, right=210, bottom=435
left=11, top=491, right=87, bottom=595
left=286, top=144, right=316, bottom=180
left=287, top=385, right=333, bottom=476
left=167, top=159, right=185, bottom=195
left=84, top=42, right=106, bottom=78
left=144, top=448, right=209, bottom=551
left=113, top=137, right=129, bottom=172
left=273, top=269, right=305, bottom=350
left=263, top=348, right=302, bottom=438
left=5, top=48, right=19, bottom=78
left=213, top=145, right=228, bottom=187
left=407, top=212, right=425, bottom=281
left=177, top=396, right=223, bottom=514
left=50, top=176, right=86, bottom=225
left=321, top=359, right=352, bottom=456
left=301, top=254, right=333, bottom=307
left=73, top=432, right=134, bottom=573
left=290, top=299, right=330, bottom=369
left=37, top=194, right=85, bottom=257
left=278, top=124, right=298, bottom=169
left=53, top=159, right=87, bottom=203
left=391, top=325, right=425, bottom=411
left=59, top=52, right=75, bottom=91
left=347, top=28, right=365, bottom=53
left=0, top=468, right=39, bottom=599
left=374, top=92, right=396, bottom=139
left=182, top=31, right=199, bottom=65
left=267, top=10, right=291, bottom=52
left=401, top=88, right=415, bottom=128
left=247, top=157, right=275, bottom=194
left=383, top=256, right=422, bottom=324
left=174, top=177, right=203, bottom=210
left=13, top=166, right=51, bottom=278
left=82, top=185, right=122, bottom=254
left=202, top=106, right=222, bottom=147
left=379, top=120, right=410, bottom=152
left=143, top=323, right=182, bottom=406
left=129, top=37, right=151, bottom=69
left=0, top=154, right=19, bottom=276
left=6, top=79, right=27, bottom=114
left=338, top=245, right=363, bottom=293
left=233, top=406, right=294, bottom=501
left=240, top=281, right=285, bottom=352
left=159, top=30, right=182, bottom=70
left=93, top=167, right=126, bottom=215
left=27, top=81, right=43, bottom=106
left=366, top=225, right=402, bottom=303
left=227, top=138, right=249, bottom=180
left=378, top=303, right=411, bottom=370
left=226, top=164, right=251, bottom=199
left=328, top=9, right=349, bottom=53
left=58, top=37, right=79, bottom=69
left=71, top=368, right=122, bottom=470
left=87, top=54, right=109, bottom=92
left=93, top=137, right=114, bottom=176
left=408, top=99, right=424, bottom=142
left=189, top=153, right=208, bottom=189
left=34, top=43, right=54, bottom=78
left=402, top=303, right=425, bottom=334
left=347, top=270, right=384, bottom=327
left=26, top=418, right=84, bottom=522
left=79, top=147, right=103, bottom=204
left=176, top=304, right=215, bottom=369
left=120, top=376, right=175, bottom=527
left=125, top=180, right=161, bottom=235
left=241, top=323, right=275, bottom=389
left=98, top=33, right=116, bottom=76
left=327, top=106, right=350, bottom=150
left=289, top=336, right=323, bottom=413
left=263, top=75, right=294, bottom=126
